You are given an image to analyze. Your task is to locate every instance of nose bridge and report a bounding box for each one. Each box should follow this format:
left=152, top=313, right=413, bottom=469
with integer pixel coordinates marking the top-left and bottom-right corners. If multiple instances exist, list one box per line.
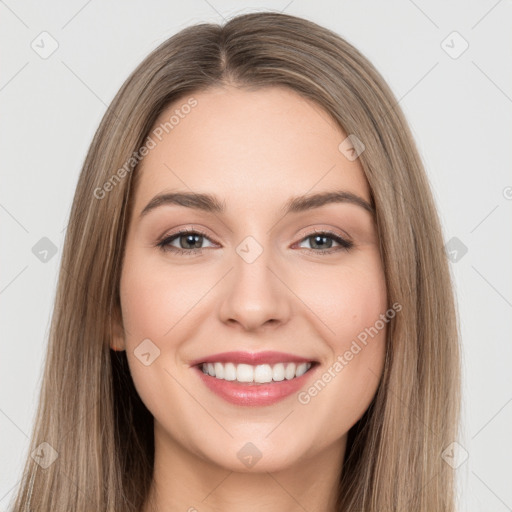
left=218, top=233, right=291, bottom=330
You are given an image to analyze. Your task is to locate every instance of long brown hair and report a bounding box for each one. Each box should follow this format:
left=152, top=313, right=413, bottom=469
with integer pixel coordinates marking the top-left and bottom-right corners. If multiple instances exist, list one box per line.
left=10, top=11, right=461, bottom=511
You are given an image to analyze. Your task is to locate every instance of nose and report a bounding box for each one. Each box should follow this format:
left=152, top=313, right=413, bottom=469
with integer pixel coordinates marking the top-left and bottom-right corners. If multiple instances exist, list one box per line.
left=218, top=241, right=292, bottom=332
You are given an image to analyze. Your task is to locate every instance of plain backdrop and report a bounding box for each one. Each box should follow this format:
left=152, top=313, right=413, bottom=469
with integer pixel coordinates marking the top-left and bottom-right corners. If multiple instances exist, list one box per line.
left=1, top=1, right=511, bottom=510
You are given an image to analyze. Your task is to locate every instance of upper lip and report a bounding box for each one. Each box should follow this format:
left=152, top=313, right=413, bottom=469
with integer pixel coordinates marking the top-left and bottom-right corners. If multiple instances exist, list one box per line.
left=190, top=351, right=317, bottom=367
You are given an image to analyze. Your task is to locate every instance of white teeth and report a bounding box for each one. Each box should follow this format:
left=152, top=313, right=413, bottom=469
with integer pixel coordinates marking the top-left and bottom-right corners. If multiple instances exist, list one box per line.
left=284, top=363, right=296, bottom=380
left=201, top=361, right=313, bottom=383
left=214, top=362, right=224, bottom=379
left=254, top=364, right=273, bottom=383
left=236, top=363, right=254, bottom=383
left=296, top=363, right=309, bottom=377
left=272, top=363, right=285, bottom=382
left=224, top=362, right=236, bottom=381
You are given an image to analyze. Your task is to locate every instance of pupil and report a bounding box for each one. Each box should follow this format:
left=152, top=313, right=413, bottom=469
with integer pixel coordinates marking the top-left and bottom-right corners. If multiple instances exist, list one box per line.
left=312, top=235, right=331, bottom=249
left=183, top=234, right=202, bottom=249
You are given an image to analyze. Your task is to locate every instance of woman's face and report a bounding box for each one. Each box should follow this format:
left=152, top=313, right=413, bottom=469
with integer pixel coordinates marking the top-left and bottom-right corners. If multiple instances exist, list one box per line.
left=113, top=85, right=388, bottom=472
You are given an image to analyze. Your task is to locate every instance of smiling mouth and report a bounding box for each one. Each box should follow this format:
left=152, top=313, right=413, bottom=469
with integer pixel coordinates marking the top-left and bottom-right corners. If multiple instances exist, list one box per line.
left=198, top=361, right=317, bottom=385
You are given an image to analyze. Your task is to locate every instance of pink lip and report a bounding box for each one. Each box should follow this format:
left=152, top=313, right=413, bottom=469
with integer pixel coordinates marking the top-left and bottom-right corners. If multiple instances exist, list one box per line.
left=193, top=362, right=319, bottom=407
left=189, top=350, right=316, bottom=367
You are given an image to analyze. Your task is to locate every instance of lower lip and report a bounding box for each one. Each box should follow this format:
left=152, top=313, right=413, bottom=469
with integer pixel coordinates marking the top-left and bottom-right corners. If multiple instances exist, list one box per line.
left=193, top=364, right=318, bottom=406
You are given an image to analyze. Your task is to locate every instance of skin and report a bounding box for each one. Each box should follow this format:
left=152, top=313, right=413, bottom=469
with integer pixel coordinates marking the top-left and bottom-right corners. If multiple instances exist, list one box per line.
left=112, top=85, right=388, bottom=512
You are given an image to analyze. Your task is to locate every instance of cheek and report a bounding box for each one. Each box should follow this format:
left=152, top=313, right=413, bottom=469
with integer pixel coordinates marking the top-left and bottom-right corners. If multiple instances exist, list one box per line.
left=336, top=270, right=388, bottom=352
left=118, top=250, right=219, bottom=404
left=292, top=253, right=387, bottom=409
left=294, top=252, right=388, bottom=351
left=117, top=252, right=197, bottom=420
left=292, top=268, right=388, bottom=447
left=119, top=252, right=205, bottom=342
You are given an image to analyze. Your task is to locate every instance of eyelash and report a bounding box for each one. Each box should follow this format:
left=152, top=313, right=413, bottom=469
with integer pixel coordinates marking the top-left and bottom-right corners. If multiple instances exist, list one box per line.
left=156, top=228, right=354, bottom=257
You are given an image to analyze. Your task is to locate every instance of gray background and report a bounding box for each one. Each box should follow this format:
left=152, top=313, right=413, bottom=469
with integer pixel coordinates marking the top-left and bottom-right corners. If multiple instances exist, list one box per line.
left=1, top=1, right=511, bottom=510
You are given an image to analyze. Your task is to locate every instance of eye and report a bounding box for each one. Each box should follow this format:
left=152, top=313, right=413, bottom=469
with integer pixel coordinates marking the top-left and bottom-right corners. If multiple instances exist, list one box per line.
left=157, top=229, right=216, bottom=255
left=296, top=230, right=353, bottom=255
left=156, top=228, right=353, bottom=256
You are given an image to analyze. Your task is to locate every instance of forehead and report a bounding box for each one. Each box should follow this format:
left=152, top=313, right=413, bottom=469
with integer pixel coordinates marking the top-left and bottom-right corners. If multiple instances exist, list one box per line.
left=133, top=85, right=371, bottom=213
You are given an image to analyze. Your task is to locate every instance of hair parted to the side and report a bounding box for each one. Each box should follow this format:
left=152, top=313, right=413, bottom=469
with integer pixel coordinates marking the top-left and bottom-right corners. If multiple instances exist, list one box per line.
left=10, top=11, right=461, bottom=512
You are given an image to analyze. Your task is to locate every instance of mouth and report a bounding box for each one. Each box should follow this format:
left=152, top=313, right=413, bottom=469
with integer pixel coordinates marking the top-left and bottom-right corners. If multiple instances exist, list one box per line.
left=191, top=351, right=320, bottom=406
left=197, top=360, right=318, bottom=384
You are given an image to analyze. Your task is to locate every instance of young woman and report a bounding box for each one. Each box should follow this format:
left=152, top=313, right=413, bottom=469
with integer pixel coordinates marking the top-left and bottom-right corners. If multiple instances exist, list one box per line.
left=11, top=11, right=461, bottom=512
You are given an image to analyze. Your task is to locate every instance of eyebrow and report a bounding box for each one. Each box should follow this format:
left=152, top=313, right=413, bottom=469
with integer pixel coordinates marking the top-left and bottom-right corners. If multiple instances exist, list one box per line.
left=139, top=190, right=375, bottom=219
